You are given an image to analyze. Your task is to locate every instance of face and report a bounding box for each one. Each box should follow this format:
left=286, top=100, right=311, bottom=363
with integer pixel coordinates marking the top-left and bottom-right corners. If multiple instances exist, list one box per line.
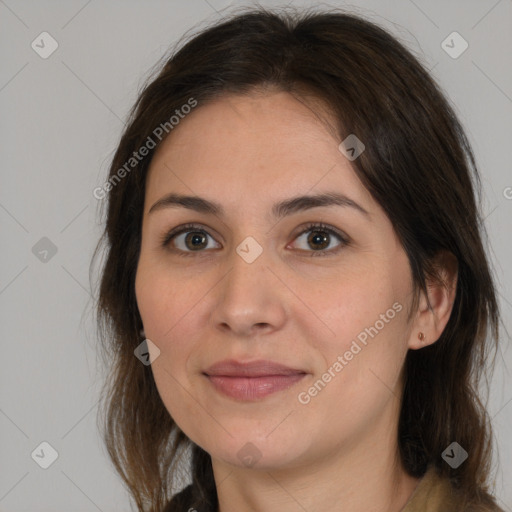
left=135, top=90, right=418, bottom=471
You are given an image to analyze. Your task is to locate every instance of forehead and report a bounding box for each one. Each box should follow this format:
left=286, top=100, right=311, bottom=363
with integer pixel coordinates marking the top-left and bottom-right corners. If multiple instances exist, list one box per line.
left=144, top=91, right=375, bottom=216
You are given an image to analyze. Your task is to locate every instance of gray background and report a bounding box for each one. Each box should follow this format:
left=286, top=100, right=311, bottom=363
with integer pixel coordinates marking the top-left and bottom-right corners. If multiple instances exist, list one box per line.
left=0, top=0, right=511, bottom=510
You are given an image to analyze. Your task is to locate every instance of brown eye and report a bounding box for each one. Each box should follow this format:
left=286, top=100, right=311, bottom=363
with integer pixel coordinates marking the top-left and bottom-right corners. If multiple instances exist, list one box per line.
left=161, top=224, right=221, bottom=254
left=291, top=223, right=349, bottom=257
left=183, top=231, right=208, bottom=250
left=307, top=230, right=330, bottom=250
left=161, top=222, right=348, bottom=257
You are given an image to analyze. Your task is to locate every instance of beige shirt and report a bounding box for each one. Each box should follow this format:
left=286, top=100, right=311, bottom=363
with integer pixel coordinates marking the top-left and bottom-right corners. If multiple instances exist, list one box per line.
left=401, top=466, right=462, bottom=512
left=168, top=466, right=501, bottom=512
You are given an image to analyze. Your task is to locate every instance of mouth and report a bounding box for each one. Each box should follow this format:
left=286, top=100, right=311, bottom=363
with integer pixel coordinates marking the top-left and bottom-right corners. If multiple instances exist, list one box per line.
left=203, top=359, right=307, bottom=401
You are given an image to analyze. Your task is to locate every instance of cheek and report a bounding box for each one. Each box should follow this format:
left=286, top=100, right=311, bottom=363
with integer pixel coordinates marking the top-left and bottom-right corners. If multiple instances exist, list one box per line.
left=135, top=259, right=198, bottom=345
left=294, top=301, right=408, bottom=450
left=298, top=253, right=411, bottom=407
left=307, top=257, right=409, bottom=352
left=135, top=260, right=211, bottom=390
left=135, top=264, right=205, bottom=436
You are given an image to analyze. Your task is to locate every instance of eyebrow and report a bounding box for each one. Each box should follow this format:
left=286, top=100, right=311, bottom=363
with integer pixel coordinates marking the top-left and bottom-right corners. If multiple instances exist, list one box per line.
left=148, top=191, right=370, bottom=219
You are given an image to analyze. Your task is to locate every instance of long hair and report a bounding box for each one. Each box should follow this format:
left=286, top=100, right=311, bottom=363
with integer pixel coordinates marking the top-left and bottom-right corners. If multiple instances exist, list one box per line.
left=92, top=6, right=502, bottom=511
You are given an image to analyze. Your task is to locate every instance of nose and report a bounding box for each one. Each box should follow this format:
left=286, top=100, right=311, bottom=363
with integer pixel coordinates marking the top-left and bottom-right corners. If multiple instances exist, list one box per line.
left=209, top=245, right=288, bottom=338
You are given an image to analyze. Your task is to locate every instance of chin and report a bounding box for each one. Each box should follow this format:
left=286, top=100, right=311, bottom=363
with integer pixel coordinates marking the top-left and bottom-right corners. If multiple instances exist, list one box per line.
left=201, top=432, right=313, bottom=471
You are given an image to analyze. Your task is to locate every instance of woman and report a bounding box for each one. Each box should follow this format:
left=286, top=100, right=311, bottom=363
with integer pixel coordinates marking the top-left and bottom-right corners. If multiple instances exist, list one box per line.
left=94, top=6, right=504, bottom=511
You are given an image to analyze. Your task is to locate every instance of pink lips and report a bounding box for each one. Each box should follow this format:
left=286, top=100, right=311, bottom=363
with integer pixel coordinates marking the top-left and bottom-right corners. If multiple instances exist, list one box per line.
left=204, top=359, right=307, bottom=401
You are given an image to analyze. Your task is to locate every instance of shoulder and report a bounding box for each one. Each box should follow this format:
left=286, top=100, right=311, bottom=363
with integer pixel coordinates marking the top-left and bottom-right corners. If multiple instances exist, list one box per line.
left=402, top=466, right=504, bottom=512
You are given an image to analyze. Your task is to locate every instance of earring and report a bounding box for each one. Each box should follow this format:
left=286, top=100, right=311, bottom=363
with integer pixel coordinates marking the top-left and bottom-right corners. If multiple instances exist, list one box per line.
left=140, top=328, right=146, bottom=339
left=418, top=332, right=425, bottom=342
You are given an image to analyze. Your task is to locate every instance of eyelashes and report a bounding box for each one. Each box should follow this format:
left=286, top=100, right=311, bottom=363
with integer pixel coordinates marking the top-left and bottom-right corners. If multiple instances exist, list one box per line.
left=159, top=222, right=350, bottom=258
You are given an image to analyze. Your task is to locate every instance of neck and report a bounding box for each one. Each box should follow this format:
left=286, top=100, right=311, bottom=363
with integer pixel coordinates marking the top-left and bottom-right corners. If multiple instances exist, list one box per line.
left=211, top=399, right=420, bottom=512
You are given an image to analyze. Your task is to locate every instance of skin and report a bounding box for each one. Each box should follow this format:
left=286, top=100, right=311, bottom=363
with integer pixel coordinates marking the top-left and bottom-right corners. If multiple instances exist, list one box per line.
left=134, top=90, right=458, bottom=512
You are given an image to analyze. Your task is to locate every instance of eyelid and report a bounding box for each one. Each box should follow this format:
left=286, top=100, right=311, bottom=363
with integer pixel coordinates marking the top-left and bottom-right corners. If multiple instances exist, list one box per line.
left=160, top=221, right=350, bottom=256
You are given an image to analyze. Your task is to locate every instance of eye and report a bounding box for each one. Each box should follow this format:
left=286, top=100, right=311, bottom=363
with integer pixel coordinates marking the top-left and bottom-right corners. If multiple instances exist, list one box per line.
left=290, top=222, right=349, bottom=257
left=160, top=222, right=349, bottom=257
left=160, top=223, right=221, bottom=255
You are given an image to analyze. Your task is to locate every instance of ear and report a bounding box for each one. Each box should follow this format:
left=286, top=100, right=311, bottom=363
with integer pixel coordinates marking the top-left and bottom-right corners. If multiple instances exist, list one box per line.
left=408, top=250, right=458, bottom=350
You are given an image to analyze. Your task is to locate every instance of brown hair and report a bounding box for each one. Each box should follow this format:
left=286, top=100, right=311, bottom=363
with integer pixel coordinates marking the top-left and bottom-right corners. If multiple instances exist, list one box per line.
left=93, top=6, right=503, bottom=511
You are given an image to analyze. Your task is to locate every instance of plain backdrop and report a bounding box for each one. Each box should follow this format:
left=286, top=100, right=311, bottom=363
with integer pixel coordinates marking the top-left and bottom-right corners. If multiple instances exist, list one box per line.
left=0, top=0, right=511, bottom=510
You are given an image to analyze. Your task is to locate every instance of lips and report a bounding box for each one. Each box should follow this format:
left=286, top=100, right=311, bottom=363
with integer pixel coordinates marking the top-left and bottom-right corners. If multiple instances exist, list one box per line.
left=203, top=359, right=307, bottom=401
left=204, top=359, right=306, bottom=377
